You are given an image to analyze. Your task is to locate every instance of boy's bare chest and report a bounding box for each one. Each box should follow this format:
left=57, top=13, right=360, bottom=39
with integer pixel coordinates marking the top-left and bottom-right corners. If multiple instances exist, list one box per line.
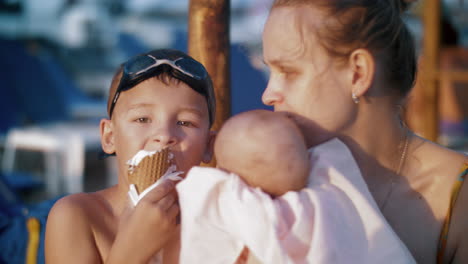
left=92, top=212, right=119, bottom=260
left=92, top=213, right=167, bottom=264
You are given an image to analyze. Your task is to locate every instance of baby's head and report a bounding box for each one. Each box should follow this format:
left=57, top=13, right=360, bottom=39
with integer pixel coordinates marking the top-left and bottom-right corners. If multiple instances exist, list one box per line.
left=214, top=110, right=310, bottom=196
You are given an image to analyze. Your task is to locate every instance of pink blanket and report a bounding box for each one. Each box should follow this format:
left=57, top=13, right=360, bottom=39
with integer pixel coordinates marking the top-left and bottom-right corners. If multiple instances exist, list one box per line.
left=177, top=139, right=415, bottom=264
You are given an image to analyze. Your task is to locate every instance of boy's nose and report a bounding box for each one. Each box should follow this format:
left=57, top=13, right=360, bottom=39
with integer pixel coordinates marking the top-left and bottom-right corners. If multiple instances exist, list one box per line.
left=154, top=135, right=176, bottom=146
left=150, top=128, right=177, bottom=149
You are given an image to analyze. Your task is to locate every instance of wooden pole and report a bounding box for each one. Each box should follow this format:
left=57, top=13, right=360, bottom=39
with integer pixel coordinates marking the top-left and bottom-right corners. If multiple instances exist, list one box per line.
left=420, top=0, right=441, bottom=141
left=188, top=0, right=230, bottom=166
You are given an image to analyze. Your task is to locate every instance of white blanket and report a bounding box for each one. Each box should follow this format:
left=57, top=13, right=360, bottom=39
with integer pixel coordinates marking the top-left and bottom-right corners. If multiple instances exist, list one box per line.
left=177, top=138, right=415, bottom=264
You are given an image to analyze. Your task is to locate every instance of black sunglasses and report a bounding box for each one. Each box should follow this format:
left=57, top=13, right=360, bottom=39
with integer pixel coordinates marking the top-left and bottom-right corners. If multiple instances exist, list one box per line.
left=108, top=53, right=210, bottom=119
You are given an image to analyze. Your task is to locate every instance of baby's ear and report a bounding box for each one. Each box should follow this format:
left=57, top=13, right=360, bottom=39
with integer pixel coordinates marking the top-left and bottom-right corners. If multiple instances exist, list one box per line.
left=202, top=130, right=217, bottom=164
left=100, top=118, right=116, bottom=154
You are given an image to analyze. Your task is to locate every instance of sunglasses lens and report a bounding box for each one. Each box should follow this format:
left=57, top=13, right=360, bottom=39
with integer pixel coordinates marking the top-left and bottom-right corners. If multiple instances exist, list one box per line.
left=126, top=55, right=155, bottom=75
left=175, top=59, right=207, bottom=80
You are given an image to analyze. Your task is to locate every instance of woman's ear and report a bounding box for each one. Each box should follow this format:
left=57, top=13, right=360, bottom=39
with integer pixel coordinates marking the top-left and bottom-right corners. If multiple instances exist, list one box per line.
left=202, top=130, right=217, bottom=163
left=348, top=48, right=375, bottom=97
left=100, top=118, right=116, bottom=154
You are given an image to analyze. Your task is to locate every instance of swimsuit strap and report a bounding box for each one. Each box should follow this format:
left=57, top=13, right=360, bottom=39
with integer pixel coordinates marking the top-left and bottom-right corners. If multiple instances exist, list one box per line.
left=437, top=160, right=468, bottom=264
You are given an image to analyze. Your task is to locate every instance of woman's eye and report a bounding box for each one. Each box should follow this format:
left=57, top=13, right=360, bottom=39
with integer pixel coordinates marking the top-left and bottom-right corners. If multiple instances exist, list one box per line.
left=177, top=120, right=193, bottom=127
left=282, top=70, right=296, bottom=78
left=135, top=117, right=150, bottom=123
left=278, top=67, right=297, bottom=78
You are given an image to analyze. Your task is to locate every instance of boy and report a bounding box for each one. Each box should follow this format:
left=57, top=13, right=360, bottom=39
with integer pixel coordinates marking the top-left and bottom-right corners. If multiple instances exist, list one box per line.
left=177, top=110, right=416, bottom=263
left=45, top=49, right=216, bottom=264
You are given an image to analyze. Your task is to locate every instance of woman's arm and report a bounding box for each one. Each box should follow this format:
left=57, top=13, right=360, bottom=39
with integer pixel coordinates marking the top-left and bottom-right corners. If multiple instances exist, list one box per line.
left=445, top=161, right=468, bottom=264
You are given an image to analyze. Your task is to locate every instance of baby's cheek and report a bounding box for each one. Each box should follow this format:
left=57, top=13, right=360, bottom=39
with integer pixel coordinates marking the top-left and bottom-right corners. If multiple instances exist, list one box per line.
left=292, top=158, right=311, bottom=191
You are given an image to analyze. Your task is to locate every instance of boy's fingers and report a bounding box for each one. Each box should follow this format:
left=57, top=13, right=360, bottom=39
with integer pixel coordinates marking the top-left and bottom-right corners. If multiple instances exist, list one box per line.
left=157, top=191, right=177, bottom=211
left=166, top=202, right=180, bottom=223
left=141, top=179, right=175, bottom=203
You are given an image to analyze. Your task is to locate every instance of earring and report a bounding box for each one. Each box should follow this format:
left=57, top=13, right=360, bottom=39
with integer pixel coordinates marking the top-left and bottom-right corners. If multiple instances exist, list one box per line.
left=352, top=92, right=360, bottom=104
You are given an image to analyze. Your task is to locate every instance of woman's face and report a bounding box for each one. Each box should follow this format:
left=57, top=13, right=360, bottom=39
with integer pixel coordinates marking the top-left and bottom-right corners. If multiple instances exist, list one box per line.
left=262, top=6, right=356, bottom=146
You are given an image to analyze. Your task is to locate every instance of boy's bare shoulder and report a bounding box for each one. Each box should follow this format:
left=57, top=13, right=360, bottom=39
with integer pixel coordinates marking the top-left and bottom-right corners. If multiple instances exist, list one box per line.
left=45, top=191, right=115, bottom=263
left=52, top=192, right=105, bottom=213
left=47, top=192, right=107, bottom=232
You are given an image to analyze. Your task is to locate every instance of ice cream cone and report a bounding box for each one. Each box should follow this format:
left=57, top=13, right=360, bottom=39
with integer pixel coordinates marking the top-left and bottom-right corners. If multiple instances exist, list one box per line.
left=127, top=148, right=171, bottom=194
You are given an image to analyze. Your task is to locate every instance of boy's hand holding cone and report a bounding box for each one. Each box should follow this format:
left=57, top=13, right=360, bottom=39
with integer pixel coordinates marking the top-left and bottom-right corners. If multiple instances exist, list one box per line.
left=127, top=148, right=183, bottom=205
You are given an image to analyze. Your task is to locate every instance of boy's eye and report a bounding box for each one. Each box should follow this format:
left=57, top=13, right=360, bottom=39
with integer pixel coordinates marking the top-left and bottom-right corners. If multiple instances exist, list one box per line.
left=177, top=120, right=193, bottom=127
left=135, top=117, right=150, bottom=123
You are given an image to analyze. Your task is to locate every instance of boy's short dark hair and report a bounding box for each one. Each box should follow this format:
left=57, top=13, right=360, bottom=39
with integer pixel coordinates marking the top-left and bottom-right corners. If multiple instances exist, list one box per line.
left=107, top=49, right=216, bottom=127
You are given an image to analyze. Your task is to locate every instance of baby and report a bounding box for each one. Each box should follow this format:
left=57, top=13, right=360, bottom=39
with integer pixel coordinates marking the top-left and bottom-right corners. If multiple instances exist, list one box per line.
left=214, top=109, right=310, bottom=197
left=215, top=109, right=311, bottom=263
left=177, top=109, right=416, bottom=264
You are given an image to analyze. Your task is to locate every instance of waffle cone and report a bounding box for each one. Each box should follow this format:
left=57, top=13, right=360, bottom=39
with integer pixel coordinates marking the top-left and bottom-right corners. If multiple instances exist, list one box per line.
left=128, top=148, right=171, bottom=194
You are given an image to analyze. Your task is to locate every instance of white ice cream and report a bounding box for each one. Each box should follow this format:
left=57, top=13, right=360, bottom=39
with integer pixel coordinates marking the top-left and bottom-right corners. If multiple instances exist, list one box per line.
left=127, top=149, right=174, bottom=166
left=126, top=149, right=174, bottom=173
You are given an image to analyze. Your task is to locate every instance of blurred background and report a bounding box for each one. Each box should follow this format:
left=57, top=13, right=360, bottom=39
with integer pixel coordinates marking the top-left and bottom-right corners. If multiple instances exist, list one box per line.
left=0, top=0, right=466, bottom=203
left=0, top=0, right=274, bottom=205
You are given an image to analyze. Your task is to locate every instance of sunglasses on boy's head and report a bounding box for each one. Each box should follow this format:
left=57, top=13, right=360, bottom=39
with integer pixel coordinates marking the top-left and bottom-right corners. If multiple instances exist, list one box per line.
left=108, top=53, right=211, bottom=120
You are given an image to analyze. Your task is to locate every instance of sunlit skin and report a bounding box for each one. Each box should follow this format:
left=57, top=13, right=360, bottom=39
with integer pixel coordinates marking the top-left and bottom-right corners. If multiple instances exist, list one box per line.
left=109, top=77, right=214, bottom=183
left=262, top=7, right=356, bottom=147
left=45, top=76, right=214, bottom=264
left=262, top=6, right=468, bottom=263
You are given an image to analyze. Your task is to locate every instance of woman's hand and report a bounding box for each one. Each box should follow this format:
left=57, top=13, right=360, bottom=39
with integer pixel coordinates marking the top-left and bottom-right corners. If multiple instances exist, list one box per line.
left=106, top=179, right=180, bottom=264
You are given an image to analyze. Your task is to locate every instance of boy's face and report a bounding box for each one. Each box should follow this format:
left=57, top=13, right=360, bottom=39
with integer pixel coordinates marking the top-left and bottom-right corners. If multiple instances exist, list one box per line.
left=101, top=77, right=214, bottom=181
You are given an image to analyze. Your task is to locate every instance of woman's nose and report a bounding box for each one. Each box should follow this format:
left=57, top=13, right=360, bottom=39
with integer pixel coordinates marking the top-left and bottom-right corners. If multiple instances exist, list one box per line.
left=262, top=81, right=284, bottom=106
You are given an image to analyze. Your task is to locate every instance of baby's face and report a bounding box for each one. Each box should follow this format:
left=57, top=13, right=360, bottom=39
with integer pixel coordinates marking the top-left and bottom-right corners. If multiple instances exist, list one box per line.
left=107, top=77, right=214, bottom=180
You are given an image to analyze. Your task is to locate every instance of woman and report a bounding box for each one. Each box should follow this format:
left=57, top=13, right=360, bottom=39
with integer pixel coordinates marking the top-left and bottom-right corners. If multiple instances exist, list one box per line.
left=261, top=0, right=468, bottom=263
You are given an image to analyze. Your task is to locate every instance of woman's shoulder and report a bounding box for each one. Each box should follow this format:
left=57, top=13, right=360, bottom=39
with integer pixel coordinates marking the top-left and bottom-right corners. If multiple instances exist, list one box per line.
left=413, top=136, right=467, bottom=176
left=409, top=136, right=466, bottom=205
left=410, top=137, right=467, bottom=263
